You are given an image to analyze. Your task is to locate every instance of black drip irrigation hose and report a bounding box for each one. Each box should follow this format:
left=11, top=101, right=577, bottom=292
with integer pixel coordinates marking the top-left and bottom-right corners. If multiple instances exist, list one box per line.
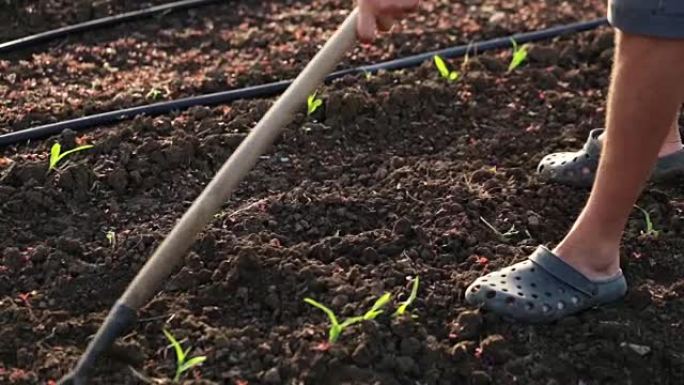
left=0, top=17, right=609, bottom=147
left=0, top=0, right=221, bottom=54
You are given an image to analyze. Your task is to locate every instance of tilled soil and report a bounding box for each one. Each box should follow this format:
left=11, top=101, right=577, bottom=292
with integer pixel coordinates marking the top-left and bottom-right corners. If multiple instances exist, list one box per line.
left=2, top=1, right=684, bottom=385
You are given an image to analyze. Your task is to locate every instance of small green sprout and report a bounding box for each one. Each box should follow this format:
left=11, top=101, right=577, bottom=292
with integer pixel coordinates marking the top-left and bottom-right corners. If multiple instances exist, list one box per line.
left=507, top=38, right=528, bottom=73
left=304, top=298, right=362, bottom=343
left=106, top=231, right=116, bottom=249
left=461, top=41, right=474, bottom=72
left=305, top=293, right=392, bottom=343
left=634, top=205, right=660, bottom=238
left=362, top=292, right=391, bottom=320
left=163, top=329, right=207, bottom=382
left=49, top=142, right=93, bottom=171
left=363, top=70, right=373, bottom=80
left=146, top=88, right=163, bottom=100
left=433, top=55, right=459, bottom=82
left=480, top=216, right=519, bottom=241
left=394, top=276, right=419, bottom=317
left=307, top=92, right=323, bottom=115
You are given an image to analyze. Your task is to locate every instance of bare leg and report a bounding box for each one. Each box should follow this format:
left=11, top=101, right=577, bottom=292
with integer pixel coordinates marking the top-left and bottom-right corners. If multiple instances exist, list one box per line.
left=598, top=113, right=682, bottom=156
left=658, top=117, right=683, bottom=156
left=555, top=32, right=684, bottom=280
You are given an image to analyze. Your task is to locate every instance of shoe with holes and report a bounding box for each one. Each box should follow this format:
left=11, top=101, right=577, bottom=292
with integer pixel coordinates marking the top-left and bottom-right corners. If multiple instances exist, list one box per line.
left=465, top=246, right=627, bottom=323
left=537, top=128, right=684, bottom=188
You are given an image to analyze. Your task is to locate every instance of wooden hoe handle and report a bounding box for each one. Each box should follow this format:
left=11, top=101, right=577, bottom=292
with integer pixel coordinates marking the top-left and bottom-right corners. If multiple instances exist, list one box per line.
left=58, top=8, right=360, bottom=385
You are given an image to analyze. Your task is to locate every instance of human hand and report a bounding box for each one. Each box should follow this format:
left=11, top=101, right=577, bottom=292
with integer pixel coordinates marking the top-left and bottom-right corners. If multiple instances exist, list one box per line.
left=357, top=0, right=419, bottom=43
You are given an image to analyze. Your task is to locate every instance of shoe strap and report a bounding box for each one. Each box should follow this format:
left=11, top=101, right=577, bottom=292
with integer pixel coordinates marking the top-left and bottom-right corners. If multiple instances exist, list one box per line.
left=528, top=246, right=598, bottom=297
left=581, top=128, right=604, bottom=157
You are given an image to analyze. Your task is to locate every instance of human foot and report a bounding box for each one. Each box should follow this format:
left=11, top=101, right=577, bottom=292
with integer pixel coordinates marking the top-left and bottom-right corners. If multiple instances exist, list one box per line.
left=552, top=240, right=621, bottom=281
left=465, top=246, right=627, bottom=323
left=537, top=128, right=684, bottom=187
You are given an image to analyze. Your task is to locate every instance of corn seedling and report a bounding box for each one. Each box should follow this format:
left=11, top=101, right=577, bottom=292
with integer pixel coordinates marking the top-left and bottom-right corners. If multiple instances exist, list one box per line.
left=106, top=231, right=117, bottom=249
left=362, top=292, right=391, bottom=320
left=507, top=38, right=528, bottom=73
left=480, top=216, right=519, bottom=241
left=305, top=292, right=392, bottom=343
left=49, top=143, right=93, bottom=171
left=163, top=329, right=206, bottom=382
left=304, top=298, right=363, bottom=343
left=433, top=55, right=459, bottom=82
left=461, top=42, right=474, bottom=72
left=394, top=276, right=419, bottom=317
left=307, top=92, right=323, bottom=115
left=634, top=205, right=660, bottom=238
left=146, top=88, right=163, bottom=100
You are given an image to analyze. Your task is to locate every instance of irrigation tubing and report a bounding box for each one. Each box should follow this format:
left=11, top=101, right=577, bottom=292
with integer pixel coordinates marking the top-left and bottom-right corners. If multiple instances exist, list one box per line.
left=0, top=0, right=221, bottom=54
left=0, top=17, right=609, bottom=147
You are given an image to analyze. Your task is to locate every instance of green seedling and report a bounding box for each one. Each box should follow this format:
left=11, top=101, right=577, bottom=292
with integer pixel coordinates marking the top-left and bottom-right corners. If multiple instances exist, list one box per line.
left=307, top=92, right=323, bottom=115
left=480, top=216, right=519, bottom=241
left=634, top=205, right=660, bottom=238
left=394, top=276, right=420, bottom=317
left=433, top=55, right=459, bottom=82
left=507, top=38, right=528, bottom=73
left=305, top=293, right=392, bottom=343
left=363, top=70, right=373, bottom=80
left=146, top=88, right=163, bottom=100
left=106, top=231, right=116, bottom=249
left=362, top=292, right=391, bottom=320
left=163, top=329, right=207, bottom=382
left=461, top=41, right=474, bottom=72
left=304, top=298, right=363, bottom=343
left=49, top=142, right=93, bottom=171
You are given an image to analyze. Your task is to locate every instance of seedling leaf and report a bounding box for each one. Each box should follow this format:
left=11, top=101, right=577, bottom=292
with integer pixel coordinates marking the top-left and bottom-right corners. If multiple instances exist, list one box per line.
left=58, top=145, right=94, bottom=160
left=394, top=276, right=420, bottom=316
left=305, top=298, right=346, bottom=342
left=49, top=143, right=61, bottom=170
left=507, top=38, right=528, bottom=73
left=146, top=88, right=162, bottom=100
left=433, top=55, right=460, bottom=82
left=48, top=143, right=94, bottom=171
left=163, top=329, right=186, bottom=366
left=307, top=92, right=323, bottom=115
left=363, top=292, right=391, bottom=320
left=178, top=356, right=206, bottom=373
left=634, top=205, right=659, bottom=238
left=163, top=329, right=206, bottom=382
left=340, top=316, right=364, bottom=328
left=461, top=41, right=474, bottom=72
left=106, top=231, right=116, bottom=249
left=304, top=298, right=339, bottom=326
left=434, top=55, right=450, bottom=78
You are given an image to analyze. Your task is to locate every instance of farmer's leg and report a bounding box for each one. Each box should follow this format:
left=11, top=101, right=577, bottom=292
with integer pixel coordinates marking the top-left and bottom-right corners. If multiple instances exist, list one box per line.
left=597, top=116, right=682, bottom=157
left=466, top=32, right=684, bottom=322
left=554, top=31, right=684, bottom=280
left=538, top=113, right=683, bottom=187
left=657, top=117, right=683, bottom=156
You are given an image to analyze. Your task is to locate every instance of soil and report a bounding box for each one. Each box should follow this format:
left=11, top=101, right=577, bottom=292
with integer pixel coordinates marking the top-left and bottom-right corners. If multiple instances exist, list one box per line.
left=2, top=1, right=684, bottom=385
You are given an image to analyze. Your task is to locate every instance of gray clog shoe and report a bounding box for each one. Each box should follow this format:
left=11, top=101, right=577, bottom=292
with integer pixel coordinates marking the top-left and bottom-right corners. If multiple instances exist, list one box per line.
left=465, top=246, right=627, bottom=323
left=537, top=128, right=684, bottom=187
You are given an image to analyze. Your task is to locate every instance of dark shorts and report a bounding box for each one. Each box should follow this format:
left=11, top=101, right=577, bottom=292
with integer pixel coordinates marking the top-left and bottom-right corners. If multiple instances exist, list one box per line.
left=609, top=0, right=684, bottom=38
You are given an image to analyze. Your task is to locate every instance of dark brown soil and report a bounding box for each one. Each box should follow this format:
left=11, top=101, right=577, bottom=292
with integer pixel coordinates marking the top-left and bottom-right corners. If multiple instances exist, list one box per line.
left=2, top=1, right=684, bottom=385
